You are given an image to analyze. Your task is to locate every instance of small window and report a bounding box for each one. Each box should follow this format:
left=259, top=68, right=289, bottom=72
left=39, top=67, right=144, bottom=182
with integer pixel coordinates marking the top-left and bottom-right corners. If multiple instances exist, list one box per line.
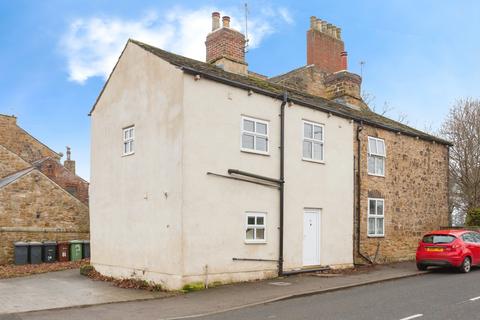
left=245, top=212, right=266, bottom=243
left=241, top=117, right=269, bottom=154
left=65, top=186, right=78, bottom=197
left=368, top=198, right=384, bottom=237
left=367, top=137, right=386, bottom=176
left=123, top=126, right=135, bottom=155
left=303, top=121, right=324, bottom=162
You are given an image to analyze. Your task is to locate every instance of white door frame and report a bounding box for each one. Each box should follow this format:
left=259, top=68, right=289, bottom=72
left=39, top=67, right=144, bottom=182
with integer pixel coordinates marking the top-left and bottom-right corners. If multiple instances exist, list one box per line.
left=303, top=208, right=321, bottom=266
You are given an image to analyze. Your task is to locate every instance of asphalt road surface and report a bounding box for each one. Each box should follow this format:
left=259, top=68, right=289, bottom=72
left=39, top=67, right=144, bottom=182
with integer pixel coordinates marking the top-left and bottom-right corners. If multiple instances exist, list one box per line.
left=197, top=268, right=480, bottom=320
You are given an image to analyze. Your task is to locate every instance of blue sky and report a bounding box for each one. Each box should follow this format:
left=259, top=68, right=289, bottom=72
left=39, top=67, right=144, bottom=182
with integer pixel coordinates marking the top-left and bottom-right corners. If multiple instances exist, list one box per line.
left=1, top=0, right=479, bottom=180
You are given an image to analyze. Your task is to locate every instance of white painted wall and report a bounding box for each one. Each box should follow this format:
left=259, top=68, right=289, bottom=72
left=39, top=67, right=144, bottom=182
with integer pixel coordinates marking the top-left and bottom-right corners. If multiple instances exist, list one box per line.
left=90, top=43, right=185, bottom=289
left=90, top=41, right=354, bottom=290
left=181, top=74, right=354, bottom=284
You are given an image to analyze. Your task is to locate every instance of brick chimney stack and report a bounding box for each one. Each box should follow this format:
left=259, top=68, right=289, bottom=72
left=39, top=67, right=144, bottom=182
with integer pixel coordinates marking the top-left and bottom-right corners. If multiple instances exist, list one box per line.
left=205, top=12, right=248, bottom=75
left=307, top=16, right=346, bottom=73
left=64, top=146, right=76, bottom=175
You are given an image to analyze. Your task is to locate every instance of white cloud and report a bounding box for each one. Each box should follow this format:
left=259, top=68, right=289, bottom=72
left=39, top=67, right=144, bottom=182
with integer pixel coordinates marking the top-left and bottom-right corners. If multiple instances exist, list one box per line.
left=60, top=6, right=293, bottom=83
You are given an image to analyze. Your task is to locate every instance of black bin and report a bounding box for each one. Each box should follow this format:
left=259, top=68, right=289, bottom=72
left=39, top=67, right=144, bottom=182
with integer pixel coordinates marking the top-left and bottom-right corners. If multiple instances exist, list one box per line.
left=42, top=241, right=57, bottom=263
left=82, top=240, right=90, bottom=259
left=29, top=242, right=43, bottom=264
left=14, top=242, right=29, bottom=265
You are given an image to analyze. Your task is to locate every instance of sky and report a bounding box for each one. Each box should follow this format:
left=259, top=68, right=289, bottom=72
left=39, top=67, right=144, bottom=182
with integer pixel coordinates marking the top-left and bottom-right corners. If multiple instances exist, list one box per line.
left=1, top=0, right=479, bottom=180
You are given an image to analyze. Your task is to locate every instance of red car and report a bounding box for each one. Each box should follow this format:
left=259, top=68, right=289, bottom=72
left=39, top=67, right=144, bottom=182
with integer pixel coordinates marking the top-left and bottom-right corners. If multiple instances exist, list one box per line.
left=416, top=229, right=480, bottom=273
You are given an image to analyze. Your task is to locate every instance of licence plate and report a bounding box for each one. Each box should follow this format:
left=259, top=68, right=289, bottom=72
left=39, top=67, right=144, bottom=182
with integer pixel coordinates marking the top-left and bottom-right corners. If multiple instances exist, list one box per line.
left=426, top=247, right=444, bottom=252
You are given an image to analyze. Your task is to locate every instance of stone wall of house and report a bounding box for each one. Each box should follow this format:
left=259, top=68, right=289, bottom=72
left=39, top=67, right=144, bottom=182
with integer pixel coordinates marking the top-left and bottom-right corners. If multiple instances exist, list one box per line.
left=0, top=169, right=89, bottom=265
left=0, top=115, right=60, bottom=163
left=354, top=124, right=449, bottom=263
left=34, top=158, right=89, bottom=205
left=0, top=145, right=30, bottom=178
left=269, top=65, right=328, bottom=98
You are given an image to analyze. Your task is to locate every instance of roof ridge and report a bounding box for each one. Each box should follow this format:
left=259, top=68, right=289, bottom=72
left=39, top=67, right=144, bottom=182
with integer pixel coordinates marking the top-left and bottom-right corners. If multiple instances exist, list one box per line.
left=93, top=39, right=451, bottom=146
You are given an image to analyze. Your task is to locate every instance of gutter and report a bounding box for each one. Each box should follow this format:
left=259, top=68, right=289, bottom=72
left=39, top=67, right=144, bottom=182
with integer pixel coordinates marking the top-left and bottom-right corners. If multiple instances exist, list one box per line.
left=179, top=66, right=451, bottom=146
left=356, top=124, right=373, bottom=264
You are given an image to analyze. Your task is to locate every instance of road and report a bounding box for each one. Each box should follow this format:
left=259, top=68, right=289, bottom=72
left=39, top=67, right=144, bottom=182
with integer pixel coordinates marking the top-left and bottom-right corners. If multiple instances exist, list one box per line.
left=196, top=268, right=480, bottom=320
left=4, top=268, right=480, bottom=320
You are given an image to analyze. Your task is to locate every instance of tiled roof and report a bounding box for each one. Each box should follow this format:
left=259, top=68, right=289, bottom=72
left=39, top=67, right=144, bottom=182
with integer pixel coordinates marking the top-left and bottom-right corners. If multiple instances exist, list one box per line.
left=93, top=39, right=451, bottom=146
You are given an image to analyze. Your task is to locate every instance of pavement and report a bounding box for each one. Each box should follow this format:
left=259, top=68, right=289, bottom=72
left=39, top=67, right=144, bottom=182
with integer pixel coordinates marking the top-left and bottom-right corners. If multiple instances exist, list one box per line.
left=0, top=261, right=425, bottom=319
left=0, top=269, right=168, bottom=315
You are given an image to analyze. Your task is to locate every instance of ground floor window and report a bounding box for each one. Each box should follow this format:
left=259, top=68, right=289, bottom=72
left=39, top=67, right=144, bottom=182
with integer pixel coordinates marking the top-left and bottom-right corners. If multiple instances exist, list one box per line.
left=368, top=198, right=384, bottom=237
left=245, top=212, right=266, bottom=243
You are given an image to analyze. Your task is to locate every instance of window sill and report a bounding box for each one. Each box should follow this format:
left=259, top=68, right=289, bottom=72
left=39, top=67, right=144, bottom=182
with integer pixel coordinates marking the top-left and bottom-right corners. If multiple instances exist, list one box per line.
left=367, top=235, right=385, bottom=238
left=302, top=158, right=325, bottom=164
left=122, top=152, right=135, bottom=157
left=367, top=173, right=385, bottom=178
left=241, top=149, right=270, bottom=157
left=245, top=240, right=267, bottom=244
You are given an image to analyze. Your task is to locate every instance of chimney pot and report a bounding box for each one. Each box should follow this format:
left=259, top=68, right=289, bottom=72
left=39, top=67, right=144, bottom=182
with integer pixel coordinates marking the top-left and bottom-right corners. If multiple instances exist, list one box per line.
left=63, top=146, right=76, bottom=175
left=212, top=12, right=220, bottom=31
left=310, top=16, right=317, bottom=29
left=222, top=16, right=230, bottom=28
left=321, top=21, right=327, bottom=32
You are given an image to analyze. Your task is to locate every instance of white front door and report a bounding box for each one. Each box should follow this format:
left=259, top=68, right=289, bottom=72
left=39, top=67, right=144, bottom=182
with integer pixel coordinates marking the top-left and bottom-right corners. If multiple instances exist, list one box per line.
left=303, top=209, right=321, bottom=266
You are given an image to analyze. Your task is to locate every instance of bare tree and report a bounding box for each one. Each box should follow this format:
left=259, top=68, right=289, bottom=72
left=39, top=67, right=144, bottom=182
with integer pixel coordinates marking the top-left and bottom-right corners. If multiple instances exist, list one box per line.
left=440, top=98, right=480, bottom=225
left=361, top=90, right=408, bottom=124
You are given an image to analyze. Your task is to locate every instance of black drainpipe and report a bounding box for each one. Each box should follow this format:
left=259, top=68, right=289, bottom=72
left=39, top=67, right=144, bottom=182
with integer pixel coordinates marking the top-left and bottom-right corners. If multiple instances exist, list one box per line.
left=356, top=123, right=373, bottom=264
left=278, top=92, right=288, bottom=276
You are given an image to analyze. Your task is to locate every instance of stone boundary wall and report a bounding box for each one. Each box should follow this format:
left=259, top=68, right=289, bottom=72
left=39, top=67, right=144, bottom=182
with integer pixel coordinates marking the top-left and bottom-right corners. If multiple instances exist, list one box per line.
left=0, top=230, right=89, bottom=265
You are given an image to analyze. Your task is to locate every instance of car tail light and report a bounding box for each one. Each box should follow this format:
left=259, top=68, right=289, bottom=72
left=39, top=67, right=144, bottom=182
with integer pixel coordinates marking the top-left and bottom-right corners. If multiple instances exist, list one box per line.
left=445, top=244, right=460, bottom=251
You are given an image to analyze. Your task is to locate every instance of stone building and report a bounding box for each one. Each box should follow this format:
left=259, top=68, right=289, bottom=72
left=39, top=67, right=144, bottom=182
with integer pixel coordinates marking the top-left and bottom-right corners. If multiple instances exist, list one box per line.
left=269, top=16, right=450, bottom=263
left=0, top=114, right=89, bottom=264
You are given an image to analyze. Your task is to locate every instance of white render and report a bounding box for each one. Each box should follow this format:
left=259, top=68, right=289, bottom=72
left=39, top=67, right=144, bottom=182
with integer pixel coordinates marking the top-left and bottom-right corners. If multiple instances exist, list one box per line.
left=90, top=41, right=354, bottom=290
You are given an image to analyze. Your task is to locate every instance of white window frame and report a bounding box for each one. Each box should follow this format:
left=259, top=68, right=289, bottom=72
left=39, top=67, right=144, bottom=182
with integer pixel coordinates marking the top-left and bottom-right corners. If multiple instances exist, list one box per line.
left=245, top=212, right=267, bottom=243
left=123, top=126, right=135, bottom=156
left=367, top=198, right=385, bottom=237
left=302, top=120, right=325, bottom=163
left=240, top=116, right=269, bottom=155
left=367, top=136, right=386, bottom=176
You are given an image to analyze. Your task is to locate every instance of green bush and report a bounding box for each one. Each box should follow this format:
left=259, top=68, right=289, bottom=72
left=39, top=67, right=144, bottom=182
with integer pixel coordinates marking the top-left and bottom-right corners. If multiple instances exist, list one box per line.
left=79, top=264, right=95, bottom=276
left=182, top=282, right=205, bottom=292
left=465, top=208, right=480, bottom=226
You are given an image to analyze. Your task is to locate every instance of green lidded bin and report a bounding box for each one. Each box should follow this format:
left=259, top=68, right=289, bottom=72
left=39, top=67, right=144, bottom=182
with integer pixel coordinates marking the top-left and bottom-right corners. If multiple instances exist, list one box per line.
left=69, top=240, right=83, bottom=261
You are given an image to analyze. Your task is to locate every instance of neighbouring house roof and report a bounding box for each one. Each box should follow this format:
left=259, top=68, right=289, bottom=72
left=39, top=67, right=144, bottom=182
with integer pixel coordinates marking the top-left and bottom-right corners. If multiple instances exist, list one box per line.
left=0, top=114, right=62, bottom=162
left=0, top=166, right=88, bottom=208
left=32, top=157, right=89, bottom=184
left=90, top=39, right=451, bottom=146
left=0, top=167, right=35, bottom=189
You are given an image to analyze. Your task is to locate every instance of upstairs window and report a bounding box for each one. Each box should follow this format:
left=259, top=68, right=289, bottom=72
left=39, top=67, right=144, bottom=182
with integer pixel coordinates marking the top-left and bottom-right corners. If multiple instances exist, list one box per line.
left=123, top=126, right=135, bottom=155
left=368, top=198, right=385, bottom=237
left=241, top=117, right=268, bottom=154
left=368, top=137, right=385, bottom=176
left=245, top=212, right=266, bottom=243
left=303, top=121, right=324, bottom=162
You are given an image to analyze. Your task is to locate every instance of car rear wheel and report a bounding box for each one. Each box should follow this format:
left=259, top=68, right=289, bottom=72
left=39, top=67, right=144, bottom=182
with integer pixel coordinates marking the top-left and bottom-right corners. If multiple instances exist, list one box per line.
left=459, top=257, right=472, bottom=273
left=416, top=263, right=428, bottom=271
